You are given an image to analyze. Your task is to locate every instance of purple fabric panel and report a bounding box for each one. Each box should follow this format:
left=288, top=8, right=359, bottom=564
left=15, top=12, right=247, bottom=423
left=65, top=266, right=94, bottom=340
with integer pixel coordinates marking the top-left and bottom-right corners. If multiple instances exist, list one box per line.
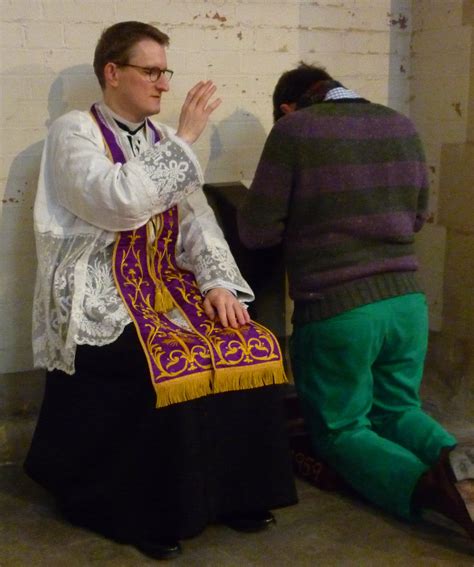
left=295, top=212, right=417, bottom=243
left=250, top=161, right=291, bottom=193
left=159, top=210, right=282, bottom=371
left=342, top=212, right=416, bottom=237
left=146, top=119, right=160, bottom=144
left=305, top=115, right=415, bottom=139
left=90, top=105, right=161, bottom=160
left=145, top=207, right=214, bottom=344
left=299, top=161, right=427, bottom=193
left=90, top=104, right=126, bottom=164
left=294, top=257, right=419, bottom=295
left=114, top=199, right=282, bottom=383
left=113, top=225, right=213, bottom=384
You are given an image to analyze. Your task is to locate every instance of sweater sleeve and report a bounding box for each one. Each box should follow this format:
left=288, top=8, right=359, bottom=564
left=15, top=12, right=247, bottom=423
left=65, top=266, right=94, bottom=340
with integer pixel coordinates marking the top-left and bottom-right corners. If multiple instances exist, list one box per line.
left=46, top=111, right=203, bottom=232
left=238, top=120, right=295, bottom=249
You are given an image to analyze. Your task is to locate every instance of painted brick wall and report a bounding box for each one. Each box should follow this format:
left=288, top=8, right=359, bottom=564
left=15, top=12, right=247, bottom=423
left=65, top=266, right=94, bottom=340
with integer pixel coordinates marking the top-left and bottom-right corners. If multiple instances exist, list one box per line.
left=410, top=0, right=471, bottom=331
left=409, top=0, right=474, bottom=424
left=1, top=0, right=408, bottom=380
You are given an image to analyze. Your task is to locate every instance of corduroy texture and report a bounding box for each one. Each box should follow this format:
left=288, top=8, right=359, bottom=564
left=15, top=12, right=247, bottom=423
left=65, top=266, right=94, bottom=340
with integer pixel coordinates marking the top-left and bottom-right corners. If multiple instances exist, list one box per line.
left=238, top=101, right=429, bottom=320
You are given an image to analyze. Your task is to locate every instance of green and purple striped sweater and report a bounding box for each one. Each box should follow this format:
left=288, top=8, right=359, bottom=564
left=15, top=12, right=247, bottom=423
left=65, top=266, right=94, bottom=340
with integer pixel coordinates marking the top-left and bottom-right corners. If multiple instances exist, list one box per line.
left=238, top=101, right=429, bottom=323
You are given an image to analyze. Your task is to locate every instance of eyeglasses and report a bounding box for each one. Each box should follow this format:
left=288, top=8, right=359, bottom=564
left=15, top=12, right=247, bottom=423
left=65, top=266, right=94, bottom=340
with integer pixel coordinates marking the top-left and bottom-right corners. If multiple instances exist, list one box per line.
left=116, top=63, right=174, bottom=83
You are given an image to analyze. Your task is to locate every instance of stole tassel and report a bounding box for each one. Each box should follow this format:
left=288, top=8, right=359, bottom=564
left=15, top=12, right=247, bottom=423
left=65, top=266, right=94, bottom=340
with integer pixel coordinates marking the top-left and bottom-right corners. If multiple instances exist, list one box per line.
left=154, top=281, right=175, bottom=313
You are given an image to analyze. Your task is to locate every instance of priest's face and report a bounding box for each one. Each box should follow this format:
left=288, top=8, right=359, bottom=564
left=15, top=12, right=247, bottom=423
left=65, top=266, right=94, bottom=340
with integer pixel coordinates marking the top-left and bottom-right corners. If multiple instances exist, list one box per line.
left=104, top=38, right=170, bottom=122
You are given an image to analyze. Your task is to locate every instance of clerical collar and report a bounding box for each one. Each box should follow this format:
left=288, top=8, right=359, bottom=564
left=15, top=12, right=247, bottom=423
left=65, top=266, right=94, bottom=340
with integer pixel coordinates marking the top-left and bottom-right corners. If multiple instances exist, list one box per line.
left=114, top=119, right=146, bottom=135
left=103, top=105, right=146, bottom=134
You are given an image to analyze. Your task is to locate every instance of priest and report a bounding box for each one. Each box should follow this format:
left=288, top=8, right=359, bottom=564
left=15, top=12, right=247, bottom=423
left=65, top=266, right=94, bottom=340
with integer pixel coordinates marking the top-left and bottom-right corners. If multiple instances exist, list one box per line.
left=24, top=21, right=297, bottom=560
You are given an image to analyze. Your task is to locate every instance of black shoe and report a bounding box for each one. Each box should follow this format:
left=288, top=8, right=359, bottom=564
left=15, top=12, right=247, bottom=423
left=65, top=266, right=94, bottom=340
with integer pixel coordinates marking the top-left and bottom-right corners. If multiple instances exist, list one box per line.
left=224, top=510, right=276, bottom=533
left=134, top=539, right=182, bottom=560
left=60, top=503, right=182, bottom=557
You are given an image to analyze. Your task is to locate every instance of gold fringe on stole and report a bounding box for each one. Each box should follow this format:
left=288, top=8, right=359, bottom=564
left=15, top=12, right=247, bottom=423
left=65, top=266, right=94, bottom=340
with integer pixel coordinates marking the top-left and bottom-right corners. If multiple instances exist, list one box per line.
left=154, top=363, right=288, bottom=408
left=213, top=361, right=288, bottom=395
left=155, top=370, right=214, bottom=408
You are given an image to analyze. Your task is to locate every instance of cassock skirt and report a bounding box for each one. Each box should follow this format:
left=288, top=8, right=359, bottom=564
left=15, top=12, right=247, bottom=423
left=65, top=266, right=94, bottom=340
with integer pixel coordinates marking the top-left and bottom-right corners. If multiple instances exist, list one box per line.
left=24, top=324, right=297, bottom=542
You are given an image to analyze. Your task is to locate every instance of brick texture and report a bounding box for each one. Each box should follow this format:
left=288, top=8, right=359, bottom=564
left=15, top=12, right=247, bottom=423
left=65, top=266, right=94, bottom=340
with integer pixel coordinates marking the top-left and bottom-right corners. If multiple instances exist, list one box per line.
left=1, top=0, right=405, bottom=378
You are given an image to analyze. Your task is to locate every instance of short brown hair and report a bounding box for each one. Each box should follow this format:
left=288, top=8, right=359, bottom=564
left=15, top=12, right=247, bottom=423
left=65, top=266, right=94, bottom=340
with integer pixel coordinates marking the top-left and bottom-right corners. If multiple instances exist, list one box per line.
left=93, top=21, right=170, bottom=89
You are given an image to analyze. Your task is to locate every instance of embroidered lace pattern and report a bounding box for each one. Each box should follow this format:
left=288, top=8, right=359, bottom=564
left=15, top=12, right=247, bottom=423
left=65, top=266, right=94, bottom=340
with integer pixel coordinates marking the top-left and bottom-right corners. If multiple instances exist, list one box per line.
left=33, top=231, right=130, bottom=374
left=136, top=140, right=202, bottom=211
left=190, top=243, right=247, bottom=289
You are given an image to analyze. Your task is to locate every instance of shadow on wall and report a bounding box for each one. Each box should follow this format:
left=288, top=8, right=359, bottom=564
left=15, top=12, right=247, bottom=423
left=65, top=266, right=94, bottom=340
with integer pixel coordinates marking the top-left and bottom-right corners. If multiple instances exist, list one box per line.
left=204, top=107, right=268, bottom=183
left=203, top=108, right=277, bottom=317
left=1, top=65, right=99, bottom=374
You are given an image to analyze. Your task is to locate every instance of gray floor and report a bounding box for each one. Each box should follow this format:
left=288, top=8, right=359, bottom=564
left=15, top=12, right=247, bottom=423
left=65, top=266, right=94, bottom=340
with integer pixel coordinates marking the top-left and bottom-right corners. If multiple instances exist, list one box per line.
left=1, top=464, right=473, bottom=567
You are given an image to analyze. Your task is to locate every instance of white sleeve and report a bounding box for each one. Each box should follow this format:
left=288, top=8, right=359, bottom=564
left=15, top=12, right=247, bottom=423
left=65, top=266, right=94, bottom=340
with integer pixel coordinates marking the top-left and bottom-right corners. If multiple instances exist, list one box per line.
left=176, top=189, right=255, bottom=303
left=46, top=111, right=203, bottom=232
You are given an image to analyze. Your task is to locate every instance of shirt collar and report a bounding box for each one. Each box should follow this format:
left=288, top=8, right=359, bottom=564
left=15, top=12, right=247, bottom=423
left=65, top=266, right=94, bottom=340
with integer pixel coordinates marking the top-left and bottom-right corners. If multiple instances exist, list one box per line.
left=324, top=86, right=362, bottom=101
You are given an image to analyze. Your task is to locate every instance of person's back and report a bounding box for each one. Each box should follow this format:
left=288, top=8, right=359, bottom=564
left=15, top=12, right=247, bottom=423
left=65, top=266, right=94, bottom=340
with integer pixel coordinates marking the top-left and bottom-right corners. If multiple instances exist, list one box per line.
left=240, top=98, right=429, bottom=323
left=270, top=101, right=427, bottom=306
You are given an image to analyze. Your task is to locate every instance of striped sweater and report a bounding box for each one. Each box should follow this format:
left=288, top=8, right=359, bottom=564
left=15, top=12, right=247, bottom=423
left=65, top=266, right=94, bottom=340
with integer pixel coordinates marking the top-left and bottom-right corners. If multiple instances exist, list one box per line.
left=238, top=101, right=429, bottom=323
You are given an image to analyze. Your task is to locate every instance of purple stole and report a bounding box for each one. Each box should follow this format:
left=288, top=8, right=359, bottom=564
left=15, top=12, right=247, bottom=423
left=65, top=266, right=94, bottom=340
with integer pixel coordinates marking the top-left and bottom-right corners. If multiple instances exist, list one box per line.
left=90, top=104, right=287, bottom=408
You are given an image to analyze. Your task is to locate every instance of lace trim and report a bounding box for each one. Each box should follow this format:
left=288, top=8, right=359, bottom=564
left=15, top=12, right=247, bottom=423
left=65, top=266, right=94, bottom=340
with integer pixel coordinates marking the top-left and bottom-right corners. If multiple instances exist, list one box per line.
left=192, top=244, right=248, bottom=290
left=135, top=141, right=201, bottom=211
left=33, top=232, right=131, bottom=375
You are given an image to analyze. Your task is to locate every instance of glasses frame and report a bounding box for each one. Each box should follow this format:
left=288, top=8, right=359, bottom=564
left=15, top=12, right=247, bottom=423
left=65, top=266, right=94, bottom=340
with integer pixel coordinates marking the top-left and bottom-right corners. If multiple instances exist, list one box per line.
left=115, top=63, right=174, bottom=83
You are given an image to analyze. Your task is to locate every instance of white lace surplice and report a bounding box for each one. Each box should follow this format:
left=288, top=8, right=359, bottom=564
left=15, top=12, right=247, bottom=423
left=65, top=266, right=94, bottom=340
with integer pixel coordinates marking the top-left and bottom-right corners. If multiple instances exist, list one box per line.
left=33, top=102, right=253, bottom=374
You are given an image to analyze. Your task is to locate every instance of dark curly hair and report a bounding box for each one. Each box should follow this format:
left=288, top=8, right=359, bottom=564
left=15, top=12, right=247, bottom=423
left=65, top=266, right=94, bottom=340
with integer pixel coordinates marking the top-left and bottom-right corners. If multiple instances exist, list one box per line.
left=272, top=62, right=333, bottom=122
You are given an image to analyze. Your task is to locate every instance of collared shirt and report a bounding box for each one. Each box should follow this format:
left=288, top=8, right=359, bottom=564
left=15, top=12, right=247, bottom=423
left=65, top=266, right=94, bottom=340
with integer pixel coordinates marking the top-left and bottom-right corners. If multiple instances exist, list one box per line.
left=324, top=86, right=362, bottom=101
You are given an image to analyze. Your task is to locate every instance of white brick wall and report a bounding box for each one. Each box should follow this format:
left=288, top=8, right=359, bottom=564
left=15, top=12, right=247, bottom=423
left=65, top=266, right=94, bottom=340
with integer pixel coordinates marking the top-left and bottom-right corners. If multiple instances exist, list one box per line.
left=1, top=0, right=407, bottom=373
left=409, top=1, right=473, bottom=329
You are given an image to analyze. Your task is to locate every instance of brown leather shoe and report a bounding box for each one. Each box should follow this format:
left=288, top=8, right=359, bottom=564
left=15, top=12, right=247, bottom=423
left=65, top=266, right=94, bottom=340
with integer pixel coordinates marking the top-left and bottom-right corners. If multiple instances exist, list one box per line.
left=414, top=446, right=474, bottom=539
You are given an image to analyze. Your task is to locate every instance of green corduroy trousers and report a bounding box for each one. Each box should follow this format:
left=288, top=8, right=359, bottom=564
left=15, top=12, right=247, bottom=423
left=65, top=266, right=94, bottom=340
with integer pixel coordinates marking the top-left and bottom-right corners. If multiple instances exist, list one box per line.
left=290, top=293, right=456, bottom=518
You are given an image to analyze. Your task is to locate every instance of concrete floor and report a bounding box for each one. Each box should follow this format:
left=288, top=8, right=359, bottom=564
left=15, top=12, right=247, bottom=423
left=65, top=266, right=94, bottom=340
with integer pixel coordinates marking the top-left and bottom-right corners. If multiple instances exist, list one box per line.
left=1, top=464, right=473, bottom=567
